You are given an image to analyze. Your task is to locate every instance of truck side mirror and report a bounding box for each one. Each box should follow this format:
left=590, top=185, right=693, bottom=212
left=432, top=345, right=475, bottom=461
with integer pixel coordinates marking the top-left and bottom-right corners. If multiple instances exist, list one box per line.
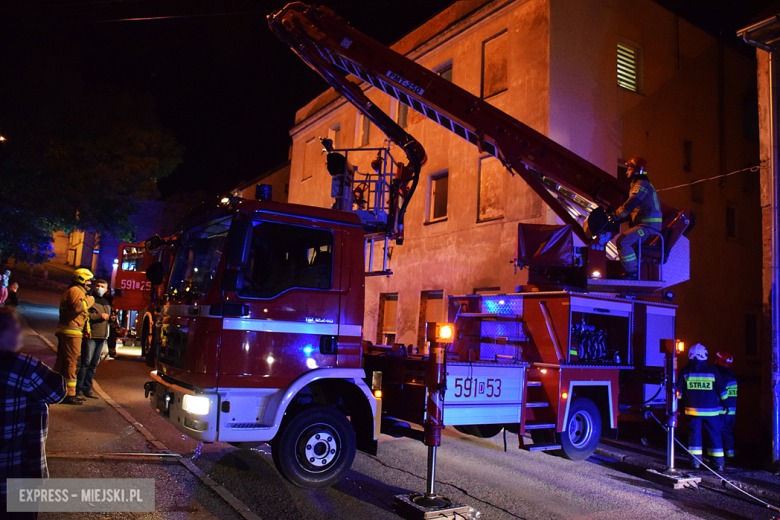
left=145, top=235, right=164, bottom=254
left=146, top=262, right=165, bottom=286
left=225, top=220, right=253, bottom=268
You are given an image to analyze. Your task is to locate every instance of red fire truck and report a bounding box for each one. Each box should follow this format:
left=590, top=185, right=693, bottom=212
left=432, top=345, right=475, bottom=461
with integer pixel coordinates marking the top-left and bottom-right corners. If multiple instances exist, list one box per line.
left=112, top=242, right=156, bottom=355
left=144, top=3, right=692, bottom=489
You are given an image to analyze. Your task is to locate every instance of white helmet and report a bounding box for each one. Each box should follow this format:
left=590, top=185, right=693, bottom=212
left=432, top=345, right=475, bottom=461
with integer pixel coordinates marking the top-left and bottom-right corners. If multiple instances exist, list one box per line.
left=688, top=343, right=708, bottom=361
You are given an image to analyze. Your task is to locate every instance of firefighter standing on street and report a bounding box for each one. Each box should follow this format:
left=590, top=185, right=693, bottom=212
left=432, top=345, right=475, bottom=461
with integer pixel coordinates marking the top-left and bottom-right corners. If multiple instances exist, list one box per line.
left=53, top=268, right=95, bottom=405
left=609, top=157, right=663, bottom=279
left=714, top=351, right=738, bottom=462
left=678, top=343, right=727, bottom=471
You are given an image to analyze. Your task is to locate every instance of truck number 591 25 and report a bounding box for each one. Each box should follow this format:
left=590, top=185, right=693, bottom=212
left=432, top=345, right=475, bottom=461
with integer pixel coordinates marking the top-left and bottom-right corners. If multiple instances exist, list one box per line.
left=453, top=378, right=501, bottom=398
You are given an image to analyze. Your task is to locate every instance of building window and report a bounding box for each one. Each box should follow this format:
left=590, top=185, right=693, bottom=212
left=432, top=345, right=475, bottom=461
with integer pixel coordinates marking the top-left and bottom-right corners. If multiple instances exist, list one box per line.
left=302, top=137, right=320, bottom=181
left=416, top=290, right=444, bottom=351
left=478, top=156, right=505, bottom=222
left=482, top=31, right=508, bottom=98
left=394, top=100, right=408, bottom=128
left=683, top=141, right=693, bottom=173
left=726, top=206, right=738, bottom=239
left=428, top=171, right=449, bottom=222
left=745, top=313, right=758, bottom=357
left=328, top=123, right=341, bottom=149
left=617, top=42, right=641, bottom=92
left=357, top=113, right=371, bottom=146
left=436, top=61, right=453, bottom=82
left=474, top=287, right=500, bottom=295
left=377, top=293, right=398, bottom=345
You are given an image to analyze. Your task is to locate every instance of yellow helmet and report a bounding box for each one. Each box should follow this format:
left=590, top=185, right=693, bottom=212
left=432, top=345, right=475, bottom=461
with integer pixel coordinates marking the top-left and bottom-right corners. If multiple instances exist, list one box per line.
left=73, top=268, right=94, bottom=285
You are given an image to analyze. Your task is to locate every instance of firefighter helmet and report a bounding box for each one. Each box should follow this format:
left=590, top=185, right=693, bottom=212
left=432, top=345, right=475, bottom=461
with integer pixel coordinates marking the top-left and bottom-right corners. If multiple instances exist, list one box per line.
left=688, top=343, right=708, bottom=361
left=715, top=351, right=734, bottom=367
left=72, top=268, right=94, bottom=285
left=626, top=157, right=649, bottom=176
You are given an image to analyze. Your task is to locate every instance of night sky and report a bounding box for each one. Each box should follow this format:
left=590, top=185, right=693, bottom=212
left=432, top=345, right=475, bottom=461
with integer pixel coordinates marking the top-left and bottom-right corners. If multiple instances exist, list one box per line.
left=0, top=0, right=776, bottom=199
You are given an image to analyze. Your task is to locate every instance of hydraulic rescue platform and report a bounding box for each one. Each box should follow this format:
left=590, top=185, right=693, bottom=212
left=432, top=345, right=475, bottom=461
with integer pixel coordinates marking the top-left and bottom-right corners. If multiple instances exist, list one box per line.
left=140, top=4, right=696, bottom=517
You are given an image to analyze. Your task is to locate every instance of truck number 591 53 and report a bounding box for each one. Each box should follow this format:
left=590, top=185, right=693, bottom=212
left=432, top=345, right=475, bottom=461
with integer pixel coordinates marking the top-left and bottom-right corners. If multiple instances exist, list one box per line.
left=453, top=378, right=501, bottom=398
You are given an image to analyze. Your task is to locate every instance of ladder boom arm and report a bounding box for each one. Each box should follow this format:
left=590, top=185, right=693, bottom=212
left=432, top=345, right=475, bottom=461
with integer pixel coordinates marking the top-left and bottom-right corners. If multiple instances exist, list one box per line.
left=269, top=3, right=680, bottom=244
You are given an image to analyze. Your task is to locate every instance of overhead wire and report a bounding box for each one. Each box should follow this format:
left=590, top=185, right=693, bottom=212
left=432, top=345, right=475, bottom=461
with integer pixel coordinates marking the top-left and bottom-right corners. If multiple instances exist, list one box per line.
left=655, top=165, right=762, bottom=192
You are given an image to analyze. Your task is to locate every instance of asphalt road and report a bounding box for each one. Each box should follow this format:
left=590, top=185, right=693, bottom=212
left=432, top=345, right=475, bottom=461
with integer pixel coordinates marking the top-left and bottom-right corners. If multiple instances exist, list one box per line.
left=16, top=288, right=774, bottom=520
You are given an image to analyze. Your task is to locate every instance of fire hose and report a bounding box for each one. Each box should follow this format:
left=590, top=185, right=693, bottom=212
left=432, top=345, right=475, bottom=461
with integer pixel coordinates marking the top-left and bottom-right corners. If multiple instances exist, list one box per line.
left=646, top=411, right=780, bottom=514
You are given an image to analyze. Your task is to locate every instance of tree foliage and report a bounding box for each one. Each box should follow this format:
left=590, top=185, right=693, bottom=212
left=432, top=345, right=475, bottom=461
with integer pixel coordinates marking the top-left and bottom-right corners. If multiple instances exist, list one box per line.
left=0, top=61, right=182, bottom=263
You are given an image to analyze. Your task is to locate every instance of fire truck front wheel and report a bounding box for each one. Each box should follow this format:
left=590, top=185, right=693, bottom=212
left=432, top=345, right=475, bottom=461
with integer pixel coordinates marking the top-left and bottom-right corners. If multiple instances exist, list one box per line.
left=272, top=406, right=357, bottom=488
left=557, top=398, right=601, bottom=461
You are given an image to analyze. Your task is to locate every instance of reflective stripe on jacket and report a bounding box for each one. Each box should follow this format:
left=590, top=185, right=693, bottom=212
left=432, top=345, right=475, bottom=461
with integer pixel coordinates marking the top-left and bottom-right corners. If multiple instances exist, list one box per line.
left=614, top=178, right=663, bottom=230
left=56, top=285, right=94, bottom=338
left=716, top=366, right=737, bottom=415
left=678, top=360, right=726, bottom=417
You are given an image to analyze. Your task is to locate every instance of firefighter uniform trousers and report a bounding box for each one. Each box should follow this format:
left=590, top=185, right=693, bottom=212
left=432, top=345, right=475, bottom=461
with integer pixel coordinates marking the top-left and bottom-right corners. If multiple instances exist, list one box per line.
left=54, top=334, right=82, bottom=397
left=616, top=225, right=656, bottom=274
left=687, top=415, right=724, bottom=466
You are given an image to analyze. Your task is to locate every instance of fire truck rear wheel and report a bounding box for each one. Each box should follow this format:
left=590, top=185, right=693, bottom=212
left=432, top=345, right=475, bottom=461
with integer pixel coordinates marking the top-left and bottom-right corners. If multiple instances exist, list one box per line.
left=272, top=406, right=356, bottom=488
left=556, top=397, right=601, bottom=461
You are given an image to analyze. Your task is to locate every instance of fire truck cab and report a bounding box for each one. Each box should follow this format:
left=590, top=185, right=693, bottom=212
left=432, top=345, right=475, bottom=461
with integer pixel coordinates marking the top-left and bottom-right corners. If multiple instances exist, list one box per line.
left=145, top=201, right=378, bottom=487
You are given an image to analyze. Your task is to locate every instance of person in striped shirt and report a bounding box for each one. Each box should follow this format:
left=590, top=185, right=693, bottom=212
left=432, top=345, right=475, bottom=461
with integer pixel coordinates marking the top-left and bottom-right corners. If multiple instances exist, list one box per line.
left=678, top=343, right=727, bottom=471
left=610, top=157, right=663, bottom=280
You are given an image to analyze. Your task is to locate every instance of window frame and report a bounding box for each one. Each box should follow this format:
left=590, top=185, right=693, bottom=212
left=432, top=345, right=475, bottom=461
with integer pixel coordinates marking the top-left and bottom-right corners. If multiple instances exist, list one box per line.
left=481, top=30, right=509, bottom=99
left=726, top=205, right=739, bottom=240
left=236, top=220, right=336, bottom=300
left=426, top=170, right=449, bottom=223
left=356, top=113, right=371, bottom=147
left=617, top=40, right=643, bottom=93
left=328, top=123, right=341, bottom=149
left=435, top=60, right=453, bottom=83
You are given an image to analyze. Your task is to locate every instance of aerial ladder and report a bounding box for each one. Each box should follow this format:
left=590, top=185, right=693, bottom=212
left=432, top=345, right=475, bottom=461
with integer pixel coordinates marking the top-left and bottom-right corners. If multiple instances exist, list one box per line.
left=268, top=2, right=692, bottom=292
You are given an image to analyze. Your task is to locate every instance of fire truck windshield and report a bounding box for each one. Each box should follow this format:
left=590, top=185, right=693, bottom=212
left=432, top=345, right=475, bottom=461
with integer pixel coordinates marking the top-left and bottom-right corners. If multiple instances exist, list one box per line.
left=168, top=217, right=230, bottom=300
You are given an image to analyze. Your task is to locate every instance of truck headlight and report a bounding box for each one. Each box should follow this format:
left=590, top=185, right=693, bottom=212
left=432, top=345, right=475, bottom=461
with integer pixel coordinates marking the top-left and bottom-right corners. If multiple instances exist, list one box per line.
left=182, top=394, right=211, bottom=416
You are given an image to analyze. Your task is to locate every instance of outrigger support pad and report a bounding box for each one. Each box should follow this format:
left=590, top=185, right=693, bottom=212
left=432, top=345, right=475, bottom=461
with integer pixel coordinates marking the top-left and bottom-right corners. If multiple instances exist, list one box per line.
left=393, top=334, right=476, bottom=519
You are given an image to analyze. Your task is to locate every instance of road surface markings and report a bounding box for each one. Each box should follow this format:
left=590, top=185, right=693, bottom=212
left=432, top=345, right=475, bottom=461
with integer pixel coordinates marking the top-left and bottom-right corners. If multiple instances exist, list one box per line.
left=29, top=326, right=263, bottom=520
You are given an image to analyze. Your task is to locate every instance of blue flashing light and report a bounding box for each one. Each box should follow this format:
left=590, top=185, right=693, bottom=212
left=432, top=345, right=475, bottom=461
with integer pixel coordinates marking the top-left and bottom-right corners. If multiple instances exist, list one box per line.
left=303, top=345, right=314, bottom=355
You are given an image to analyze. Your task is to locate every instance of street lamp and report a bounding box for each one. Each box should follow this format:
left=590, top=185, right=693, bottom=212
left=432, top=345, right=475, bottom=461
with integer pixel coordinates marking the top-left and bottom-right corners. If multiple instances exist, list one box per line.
left=0, top=136, right=6, bottom=141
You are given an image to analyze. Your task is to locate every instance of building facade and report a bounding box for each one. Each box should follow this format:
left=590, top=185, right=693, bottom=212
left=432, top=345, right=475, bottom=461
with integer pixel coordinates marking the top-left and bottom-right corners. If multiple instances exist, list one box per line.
left=288, top=0, right=763, bottom=443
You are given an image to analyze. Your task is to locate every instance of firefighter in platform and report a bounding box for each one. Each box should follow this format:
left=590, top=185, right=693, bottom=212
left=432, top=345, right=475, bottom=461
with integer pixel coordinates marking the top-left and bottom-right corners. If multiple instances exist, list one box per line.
left=714, top=351, right=738, bottom=462
left=53, top=268, right=95, bottom=405
left=678, top=343, right=727, bottom=471
left=609, top=157, right=663, bottom=279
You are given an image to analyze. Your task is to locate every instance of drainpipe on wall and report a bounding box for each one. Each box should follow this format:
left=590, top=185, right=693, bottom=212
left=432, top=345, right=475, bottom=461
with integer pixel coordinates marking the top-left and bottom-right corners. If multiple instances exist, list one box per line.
left=739, top=16, right=780, bottom=468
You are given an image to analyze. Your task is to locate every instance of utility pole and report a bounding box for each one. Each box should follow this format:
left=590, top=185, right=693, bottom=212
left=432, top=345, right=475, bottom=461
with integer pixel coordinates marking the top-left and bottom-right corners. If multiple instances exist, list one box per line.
left=738, top=15, right=780, bottom=469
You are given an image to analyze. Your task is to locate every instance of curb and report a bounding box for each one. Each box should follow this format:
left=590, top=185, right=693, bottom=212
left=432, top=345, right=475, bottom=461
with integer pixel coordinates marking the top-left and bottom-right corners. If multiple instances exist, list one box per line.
left=595, top=446, right=780, bottom=505
left=24, top=322, right=263, bottom=520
